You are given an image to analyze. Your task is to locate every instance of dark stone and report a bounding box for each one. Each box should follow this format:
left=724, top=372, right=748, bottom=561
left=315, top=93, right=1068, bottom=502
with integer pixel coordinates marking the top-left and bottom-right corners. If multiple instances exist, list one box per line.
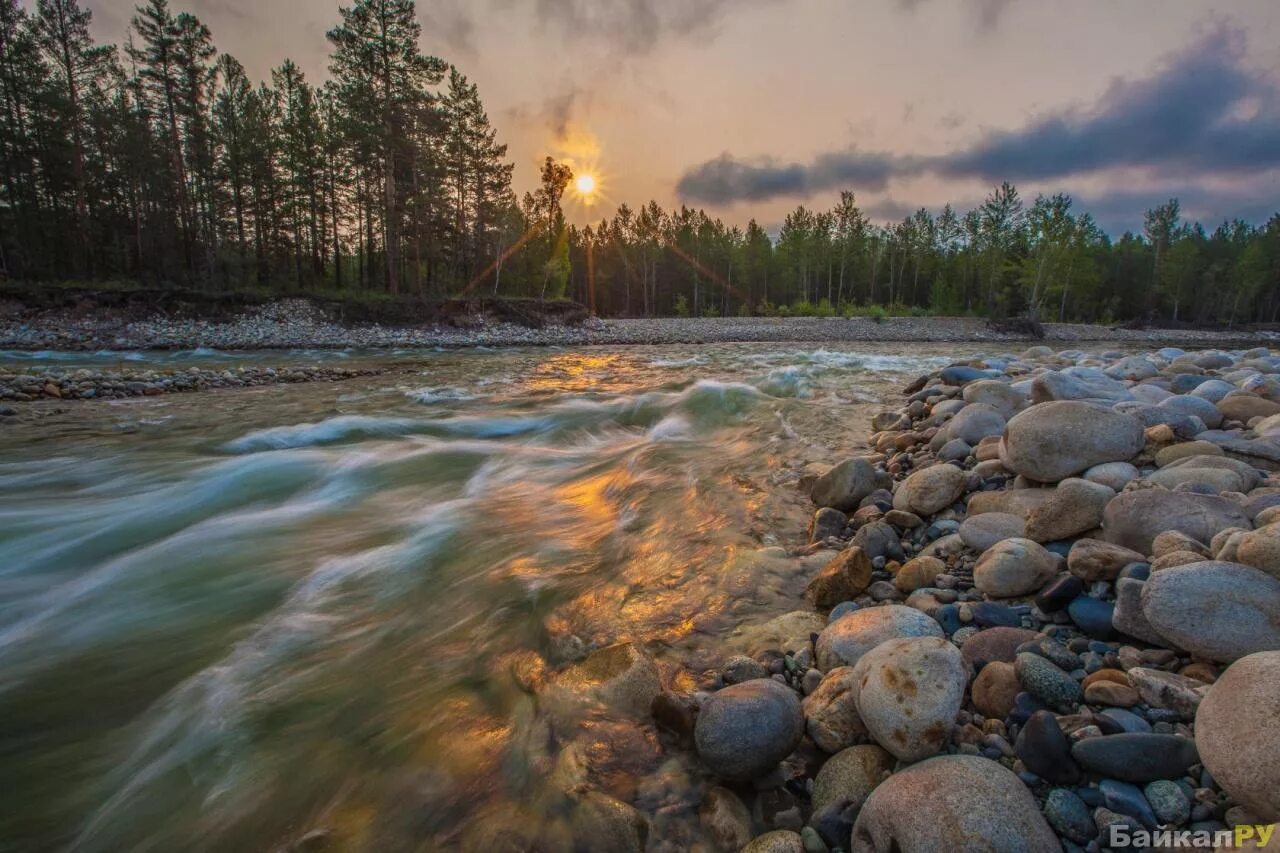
left=1014, top=710, right=1081, bottom=785
left=934, top=603, right=962, bottom=636
left=1008, top=691, right=1047, bottom=726
left=1070, top=734, right=1200, bottom=783
left=808, top=801, right=857, bottom=850
left=1036, top=575, right=1084, bottom=613
left=970, top=601, right=1022, bottom=628
left=651, top=691, right=698, bottom=744
left=940, top=365, right=995, bottom=386
left=1067, top=596, right=1117, bottom=640
left=1100, top=779, right=1158, bottom=829
left=1118, top=562, right=1151, bottom=582
left=1097, top=708, right=1152, bottom=734
left=809, top=507, right=848, bottom=543
left=1044, top=788, right=1096, bottom=844
left=694, top=679, right=804, bottom=780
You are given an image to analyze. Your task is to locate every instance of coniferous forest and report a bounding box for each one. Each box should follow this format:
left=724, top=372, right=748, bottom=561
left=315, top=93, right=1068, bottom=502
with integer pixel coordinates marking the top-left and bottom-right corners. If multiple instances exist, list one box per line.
left=1, top=0, right=1278, bottom=325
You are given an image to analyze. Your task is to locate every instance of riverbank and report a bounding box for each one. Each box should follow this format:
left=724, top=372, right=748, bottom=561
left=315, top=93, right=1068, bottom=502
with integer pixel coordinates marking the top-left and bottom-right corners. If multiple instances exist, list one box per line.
left=683, top=343, right=1280, bottom=851
left=2, top=298, right=1278, bottom=352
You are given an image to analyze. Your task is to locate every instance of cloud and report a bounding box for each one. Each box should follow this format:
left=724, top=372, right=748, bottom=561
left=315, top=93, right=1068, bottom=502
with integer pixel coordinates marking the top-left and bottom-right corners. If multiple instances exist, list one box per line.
left=420, top=0, right=477, bottom=54
left=676, top=26, right=1280, bottom=216
left=896, top=0, right=1014, bottom=33
left=530, top=0, right=787, bottom=54
left=676, top=150, right=910, bottom=205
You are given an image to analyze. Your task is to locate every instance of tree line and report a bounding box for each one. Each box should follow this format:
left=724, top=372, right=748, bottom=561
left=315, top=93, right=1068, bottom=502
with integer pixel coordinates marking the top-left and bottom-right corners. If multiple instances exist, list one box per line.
left=565, top=189, right=1280, bottom=326
left=1, top=0, right=1277, bottom=325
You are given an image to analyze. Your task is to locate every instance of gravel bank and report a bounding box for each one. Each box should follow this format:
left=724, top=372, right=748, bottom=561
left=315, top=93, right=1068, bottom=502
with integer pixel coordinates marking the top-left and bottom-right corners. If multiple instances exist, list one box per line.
left=2, top=299, right=1277, bottom=352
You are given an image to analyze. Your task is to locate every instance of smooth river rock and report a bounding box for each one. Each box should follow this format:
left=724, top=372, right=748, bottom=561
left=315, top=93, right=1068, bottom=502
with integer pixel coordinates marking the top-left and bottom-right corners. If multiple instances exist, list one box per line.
left=815, top=605, right=945, bottom=671
left=811, top=744, right=895, bottom=816
left=1195, top=651, right=1280, bottom=821
left=1070, top=733, right=1199, bottom=783
left=1103, top=489, right=1252, bottom=554
left=694, top=679, right=804, bottom=780
left=850, top=755, right=1062, bottom=852
left=1001, top=401, right=1145, bottom=483
left=892, top=463, right=967, bottom=516
left=974, top=537, right=1058, bottom=598
left=802, top=666, right=868, bottom=754
left=812, top=457, right=880, bottom=512
left=1140, top=561, right=1280, bottom=663
left=851, top=636, right=967, bottom=762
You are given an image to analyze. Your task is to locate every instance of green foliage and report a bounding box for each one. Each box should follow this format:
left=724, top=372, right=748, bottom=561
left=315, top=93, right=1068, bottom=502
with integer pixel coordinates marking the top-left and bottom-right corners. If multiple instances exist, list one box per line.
left=672, top=294, right=689, bottom=317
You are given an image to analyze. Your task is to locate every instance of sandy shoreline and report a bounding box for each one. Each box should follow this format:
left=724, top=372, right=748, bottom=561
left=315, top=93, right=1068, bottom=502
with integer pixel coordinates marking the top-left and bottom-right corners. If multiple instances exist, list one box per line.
left=2, top=300, right=1278, bottom=352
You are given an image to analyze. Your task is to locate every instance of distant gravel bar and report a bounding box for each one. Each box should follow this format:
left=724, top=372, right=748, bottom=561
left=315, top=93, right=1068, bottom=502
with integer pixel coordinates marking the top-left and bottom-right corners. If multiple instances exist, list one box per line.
left=2, top=300, right=1277, bottom=353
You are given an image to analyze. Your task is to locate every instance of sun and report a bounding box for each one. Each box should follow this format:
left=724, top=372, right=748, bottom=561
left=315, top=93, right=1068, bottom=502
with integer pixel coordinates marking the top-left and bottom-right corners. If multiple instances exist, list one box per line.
left=575, top=173, right=597, bottom=197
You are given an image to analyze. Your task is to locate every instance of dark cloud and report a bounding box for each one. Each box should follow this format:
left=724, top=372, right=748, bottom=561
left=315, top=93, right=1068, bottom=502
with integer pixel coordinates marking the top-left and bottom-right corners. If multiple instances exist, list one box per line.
left=676, top=26, right=1280, bottom=221
left=676, top=150, right=915, bottom=205
left=1077, top=180, right=1280, bottom=236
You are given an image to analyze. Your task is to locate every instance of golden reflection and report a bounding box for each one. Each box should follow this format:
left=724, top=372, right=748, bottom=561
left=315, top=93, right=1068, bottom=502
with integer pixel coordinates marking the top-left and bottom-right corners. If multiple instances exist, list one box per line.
left=524, top=352, right=638, bottom=394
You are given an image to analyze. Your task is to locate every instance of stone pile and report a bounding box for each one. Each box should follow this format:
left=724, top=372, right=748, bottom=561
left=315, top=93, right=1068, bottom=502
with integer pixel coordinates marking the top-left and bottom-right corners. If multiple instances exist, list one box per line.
left=676, top=344, right=1280, bottom=851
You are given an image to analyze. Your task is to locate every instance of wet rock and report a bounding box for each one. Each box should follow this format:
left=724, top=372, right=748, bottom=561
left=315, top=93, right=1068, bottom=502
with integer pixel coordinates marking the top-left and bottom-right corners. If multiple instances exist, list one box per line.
left=815, top=605, right=944, bottom=671
left=1219, top=395, right=1280, bottom=423
left=723, top=655, right=770, bottom=685
left=892, top=463, right=967, bottom=516
left=730, top=611, right=826, bottom=657
left=695, top=679, right=804, bottom=781
left=1140, top=561, right=1280, bottom=662
left=812, top=458, right=880, bottom=512
left=811, top=744, right=894, bottom=816
left=1195, top=651, right=1280, bottom=821
left=850, top=755, right=1062, bottom=852
left=1084, top=680, right=1140, bottom=707
left=808, top=507, right=848, bottom=543
left=1103, top=490, right=1252, bottom=554
left=1070, top=733, right=1199, bottom=782
left=851, top=637, right=966, bottom=762
left=807, top=546, right=874, bottom=608
left=974, top=538, right=1057, bottom=598
left=700, top=787, right=754, bottom=851
left=802, top=667, right=868, bottom=754
left=544, top=642, right=661, bottom=718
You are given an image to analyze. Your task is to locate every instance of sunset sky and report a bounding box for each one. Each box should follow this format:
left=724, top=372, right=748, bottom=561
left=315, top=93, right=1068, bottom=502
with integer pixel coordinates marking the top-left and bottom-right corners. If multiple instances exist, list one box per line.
left=82, top=0, right=1280, bottom=233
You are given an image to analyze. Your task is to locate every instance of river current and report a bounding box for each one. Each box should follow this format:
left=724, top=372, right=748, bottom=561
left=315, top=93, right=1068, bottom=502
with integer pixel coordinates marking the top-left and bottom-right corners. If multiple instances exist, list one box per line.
left=0, top=343, right=968, bottom=851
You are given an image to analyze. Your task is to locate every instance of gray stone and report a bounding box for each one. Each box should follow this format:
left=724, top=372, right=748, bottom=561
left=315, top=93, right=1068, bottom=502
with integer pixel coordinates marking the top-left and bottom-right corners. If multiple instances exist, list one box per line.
left=813, top=457, right=880, bottom=512
left=893, top=463, right=967, bottom=516
left=695, top=679, right=804, bottom=780
left=1141, top=561, right=1280, bottom=663
left=1103, top=490, right=1252, bottom=554
left=958, top=511, right=1025, bottom=551
left=1001, top=401, right=1144, bottom=483
left=802, top=666, right=868, bottom=754
left=815, top=605, right=945, bottom=671
left=974, top=538, right=1058, bottom=598
left=812, top=744, right=895, bottom=816
left=1015, top=651, right=1082, bottom=712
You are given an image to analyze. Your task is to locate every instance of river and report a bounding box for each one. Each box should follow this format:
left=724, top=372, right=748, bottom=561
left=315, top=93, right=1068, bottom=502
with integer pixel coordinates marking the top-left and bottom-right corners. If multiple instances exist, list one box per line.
left=0, top=342, right=968, bottom=851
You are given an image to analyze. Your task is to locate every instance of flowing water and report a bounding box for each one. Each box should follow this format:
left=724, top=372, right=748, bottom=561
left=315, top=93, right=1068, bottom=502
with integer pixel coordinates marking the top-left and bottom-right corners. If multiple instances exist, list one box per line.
left=0, top=342, right=969, bottom=852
